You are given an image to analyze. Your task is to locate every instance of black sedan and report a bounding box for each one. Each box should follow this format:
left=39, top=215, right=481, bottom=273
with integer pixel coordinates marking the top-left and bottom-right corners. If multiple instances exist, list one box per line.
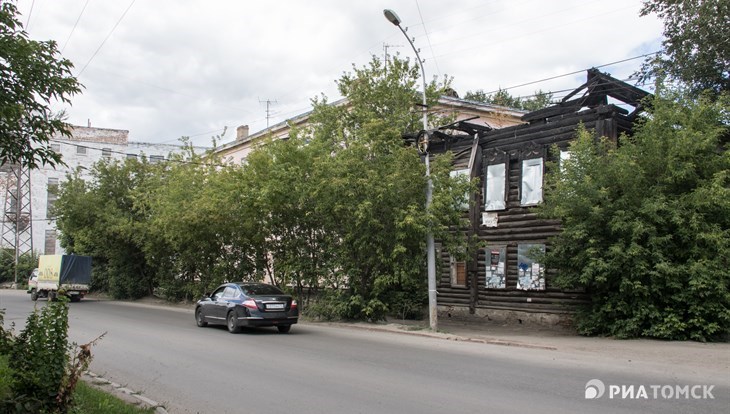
left=195, top=283, right=298, bottom=333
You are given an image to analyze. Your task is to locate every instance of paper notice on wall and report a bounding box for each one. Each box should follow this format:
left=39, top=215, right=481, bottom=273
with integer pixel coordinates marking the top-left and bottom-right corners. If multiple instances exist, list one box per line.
left=482, top=212, right=498, bottom=227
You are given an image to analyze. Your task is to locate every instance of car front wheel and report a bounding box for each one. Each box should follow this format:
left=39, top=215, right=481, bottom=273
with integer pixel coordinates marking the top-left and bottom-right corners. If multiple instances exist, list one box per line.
left=277, top=325, right=291, bottom=334
left=227, top=312, right=241, bottom=333
left=195, top=308, right=208, bottom=327
left=30, top=290, right=38, bottom=301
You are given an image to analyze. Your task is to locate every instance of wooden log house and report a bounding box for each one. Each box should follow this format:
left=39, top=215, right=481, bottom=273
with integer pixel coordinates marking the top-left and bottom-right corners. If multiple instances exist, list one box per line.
left=429, top=69, right=650, bottom=323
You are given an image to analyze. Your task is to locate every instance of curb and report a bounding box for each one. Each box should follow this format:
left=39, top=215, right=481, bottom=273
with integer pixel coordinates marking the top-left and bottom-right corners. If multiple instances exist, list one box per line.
left=335, top=323, right=558, bottom=351
left=83, top=371, right=169, bottom=413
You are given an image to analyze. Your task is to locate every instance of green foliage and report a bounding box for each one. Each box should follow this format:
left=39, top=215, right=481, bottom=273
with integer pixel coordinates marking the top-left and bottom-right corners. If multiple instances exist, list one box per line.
left=463, top=88, right=553, bottom=111
left=53, top=55, right=469, bottom=322
left=0, top=309, right=13, bottom=355
left=640, top=0, right=729, bottom=95
left=541, top=89, right=730, bottom=341
left=7, top=297, right=70, bottom=412
left=0, top=302, right=104, bottom=413
left=55, top=158, right=162, bottom=299
left=0, top=0, right=81, bottom=168
left=70, top=382, right=155, bottom=414
left=0, top=249, right=37, bottom=284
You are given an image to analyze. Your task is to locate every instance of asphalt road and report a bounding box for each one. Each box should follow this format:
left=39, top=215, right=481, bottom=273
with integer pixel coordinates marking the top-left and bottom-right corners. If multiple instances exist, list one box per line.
left=1, top=290, right=726, bottom=414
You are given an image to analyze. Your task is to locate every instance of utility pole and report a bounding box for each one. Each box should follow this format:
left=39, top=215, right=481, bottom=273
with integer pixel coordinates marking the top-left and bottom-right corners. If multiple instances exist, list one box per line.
left=1, top=164, right=33, bottom=286
left=384, top=9, right=438, bottom=331
left=383, top=42, right=402, bottom=72
left=259, top=98, right=278, bottom=129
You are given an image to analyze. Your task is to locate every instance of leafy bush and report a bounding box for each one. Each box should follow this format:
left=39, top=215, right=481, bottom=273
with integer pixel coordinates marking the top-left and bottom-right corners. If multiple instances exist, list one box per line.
left=0, top=249, right=38, bottom=285
left=542, top=90, right=730, bottom=341
left=7, top=298, right=71, bottom=412
left=304, top=290, right=350, bottom=321
left=2, top=297, right=101, bottom=413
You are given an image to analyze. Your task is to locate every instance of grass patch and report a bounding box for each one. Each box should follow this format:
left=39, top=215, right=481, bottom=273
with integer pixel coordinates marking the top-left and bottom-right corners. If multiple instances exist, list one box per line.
left=72, top=382, right=156, bottom=414
left=0, top=355, right=153, bottom=414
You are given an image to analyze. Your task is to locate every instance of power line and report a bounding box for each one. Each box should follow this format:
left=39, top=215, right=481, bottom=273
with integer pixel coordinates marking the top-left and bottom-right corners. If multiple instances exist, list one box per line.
left=482, top=52, right=660, bottom=95
left=24, top=0, right=35, bottom=29
left=77, top=0, right=137, bottom=77
left=61, top=0, right=91, bottom=53
left=49, top=139, right=228, bottom=168
left=415, top=0, right=440, bottom=77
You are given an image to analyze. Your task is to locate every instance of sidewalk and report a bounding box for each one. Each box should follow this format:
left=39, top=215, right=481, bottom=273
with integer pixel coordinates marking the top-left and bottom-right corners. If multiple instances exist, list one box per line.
left=329, top=316, right=730, bottom=385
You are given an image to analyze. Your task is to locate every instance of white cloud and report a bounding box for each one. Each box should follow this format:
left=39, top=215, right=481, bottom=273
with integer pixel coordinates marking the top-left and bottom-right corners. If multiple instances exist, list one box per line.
left=17, top=0, right=663, bottom=146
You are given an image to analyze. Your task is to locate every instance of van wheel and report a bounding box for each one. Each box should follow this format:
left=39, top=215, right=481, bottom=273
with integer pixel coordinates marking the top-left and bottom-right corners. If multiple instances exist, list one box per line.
left=30, top=290, right=38, bottom=301
left=48, top=291, right=57, bottom=302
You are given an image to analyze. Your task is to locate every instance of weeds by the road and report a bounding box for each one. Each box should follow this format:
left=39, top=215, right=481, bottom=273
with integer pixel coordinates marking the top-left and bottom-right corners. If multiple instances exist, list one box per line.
left=0, top=305, right=151, bottom=413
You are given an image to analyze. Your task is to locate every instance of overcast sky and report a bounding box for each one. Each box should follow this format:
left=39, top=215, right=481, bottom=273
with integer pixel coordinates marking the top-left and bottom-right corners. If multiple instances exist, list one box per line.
left=17, top=0, right=663, bottom=146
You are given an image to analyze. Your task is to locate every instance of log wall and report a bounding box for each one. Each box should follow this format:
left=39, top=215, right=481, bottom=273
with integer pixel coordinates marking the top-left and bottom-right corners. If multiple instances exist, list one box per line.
left=433, top=104, right=633, bottom=314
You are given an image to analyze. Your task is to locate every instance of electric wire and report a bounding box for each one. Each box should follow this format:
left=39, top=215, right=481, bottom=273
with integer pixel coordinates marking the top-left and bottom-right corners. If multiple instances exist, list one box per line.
left=76, top=0, right=136, bottom=77
left=482, top=52, right=660, bottom=95
left=48, top=139, right=228, bottom=168
left=24, top=0, right=34, bottom=29
left=415, top=0, right=440, bottom=77
left=61, top=0, right=91, bottom=54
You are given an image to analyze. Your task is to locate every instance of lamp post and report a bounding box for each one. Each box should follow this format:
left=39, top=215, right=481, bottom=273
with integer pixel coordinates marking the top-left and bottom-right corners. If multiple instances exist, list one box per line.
left=384, top=9, right=437, bottom=331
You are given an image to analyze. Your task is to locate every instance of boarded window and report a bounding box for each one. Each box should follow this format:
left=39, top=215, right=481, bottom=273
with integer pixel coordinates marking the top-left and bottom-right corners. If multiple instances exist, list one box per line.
left=484, top=163, right=506, bottom=211
left=449, top=168, right=470, bottom=210
left=127, top=153, right=138, bottom=159
left=51, top=143, right=61, bottom=152
left=102, top=148, right=112, bottom=158
left=485, top=246, right=506, bottom=289
left=149, top=155, right=165, bottom=164
left=76, top=145, right=87, bottom=155
left=521, top=158, right=543, bottom=206
left=47, top=178, right=58, bottom=219
left=517, top=244, right=545, bottom=290
left=44, top=230, right=57, bottom=255
left=450, top=255, right=467, bottom=287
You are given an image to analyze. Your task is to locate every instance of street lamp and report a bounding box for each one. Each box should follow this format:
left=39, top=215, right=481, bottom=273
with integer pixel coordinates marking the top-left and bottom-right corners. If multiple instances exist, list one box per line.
left=384, top=9, right=438, bottom=331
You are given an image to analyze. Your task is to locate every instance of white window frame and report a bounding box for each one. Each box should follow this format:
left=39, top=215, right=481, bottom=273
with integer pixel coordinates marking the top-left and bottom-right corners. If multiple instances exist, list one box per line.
left=484, top=163, right=506, bottom=211
left=485, top=246, right=507, bottom=289
left=516, top=243, right=546, bottom=291
left=520, top=157, right=543, bottom=206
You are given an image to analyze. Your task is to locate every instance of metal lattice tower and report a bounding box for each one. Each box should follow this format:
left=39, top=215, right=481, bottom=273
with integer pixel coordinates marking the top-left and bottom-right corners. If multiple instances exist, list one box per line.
left=1, top=164, right=33, bottom=284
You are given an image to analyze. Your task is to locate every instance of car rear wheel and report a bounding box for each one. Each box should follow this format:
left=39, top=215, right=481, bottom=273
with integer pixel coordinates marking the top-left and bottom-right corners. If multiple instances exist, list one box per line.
left=227, top=312, right=241, bottom=333
left=195, top=308, right=208, bottom=327
left=277, top=325, right=291, bottom=334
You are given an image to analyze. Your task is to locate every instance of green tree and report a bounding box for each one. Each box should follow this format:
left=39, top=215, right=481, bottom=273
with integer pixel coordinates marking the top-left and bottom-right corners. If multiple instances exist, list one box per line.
left=0, top=249, right=36, bottom=284
left=541, top=89, right=730, bottom=340
left=464, top=88, right=552, bottom=111
left=145, top=146, right=261, bottom=299
left=640, top=0, right=729, bottom=95
left=54, top=158, right=160, bottom=299
left=0, top=0, right=81, bottom=168
left=297, top=55, right=470, bottom=320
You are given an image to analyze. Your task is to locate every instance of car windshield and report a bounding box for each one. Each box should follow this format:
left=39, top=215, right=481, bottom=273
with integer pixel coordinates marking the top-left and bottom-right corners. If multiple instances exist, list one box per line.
left=239, top=284, right=284, bottom=296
